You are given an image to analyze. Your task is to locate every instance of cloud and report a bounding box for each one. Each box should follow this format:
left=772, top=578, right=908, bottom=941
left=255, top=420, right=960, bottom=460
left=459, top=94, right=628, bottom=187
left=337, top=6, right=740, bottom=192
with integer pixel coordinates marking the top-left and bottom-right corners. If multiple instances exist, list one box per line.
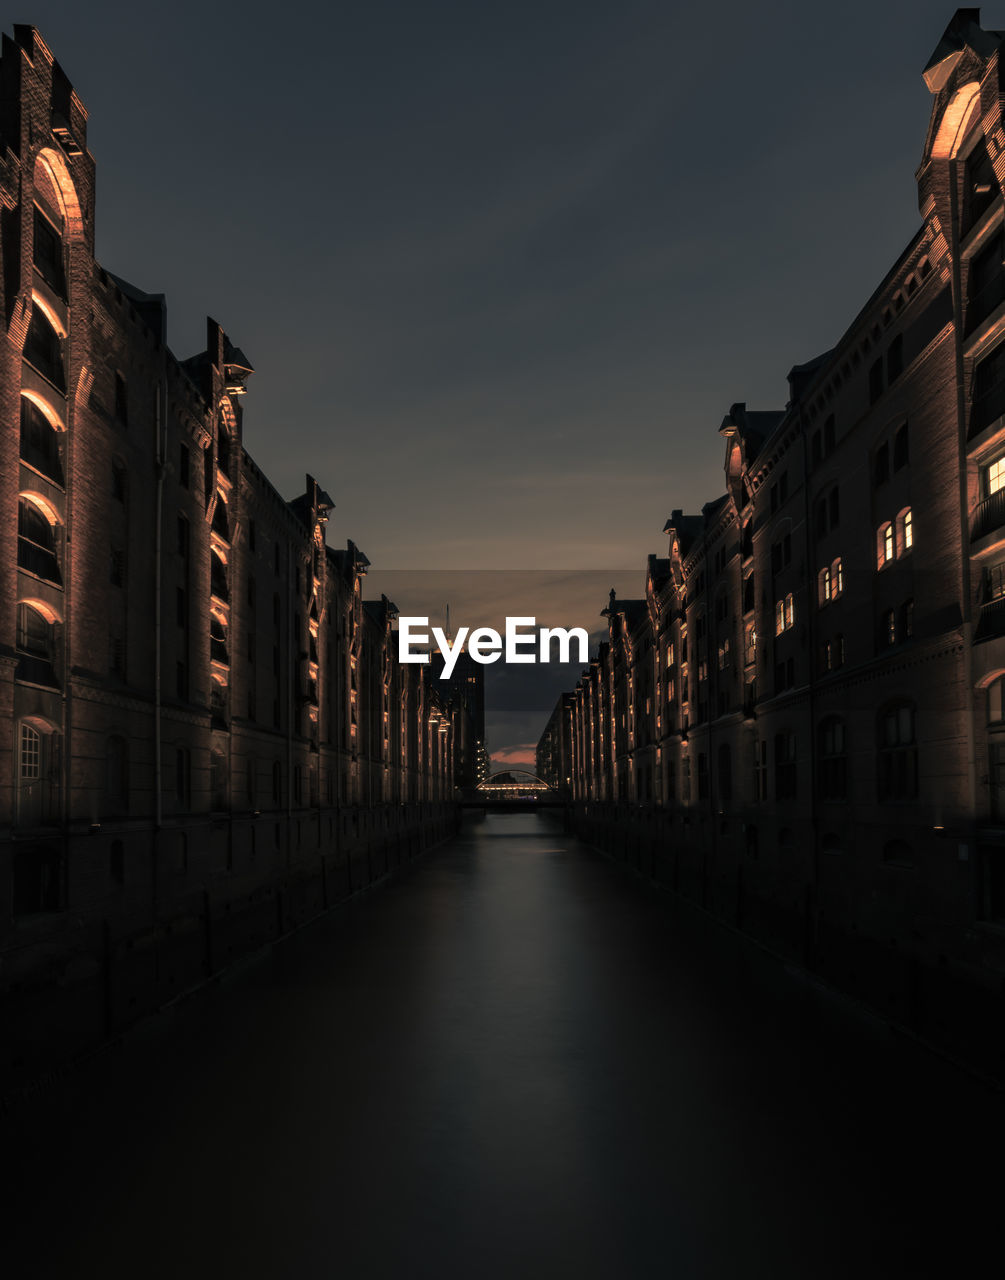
left=491, top=744, right=538, bottom=768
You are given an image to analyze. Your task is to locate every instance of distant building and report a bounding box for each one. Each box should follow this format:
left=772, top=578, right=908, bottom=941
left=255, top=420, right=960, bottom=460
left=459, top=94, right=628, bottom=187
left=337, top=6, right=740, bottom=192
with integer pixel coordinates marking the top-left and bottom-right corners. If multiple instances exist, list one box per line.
left=540, top=8, right=1005, bottom=1071
left=429, top=648, right=487, bottom=790
left=0, top=26, right=455, bottom=1089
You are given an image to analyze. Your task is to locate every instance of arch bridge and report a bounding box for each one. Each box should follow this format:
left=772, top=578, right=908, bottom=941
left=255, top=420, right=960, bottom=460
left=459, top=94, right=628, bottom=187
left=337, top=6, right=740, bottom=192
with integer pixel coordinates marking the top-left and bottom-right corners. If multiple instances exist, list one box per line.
left=460, top=770, right=567, bottom=810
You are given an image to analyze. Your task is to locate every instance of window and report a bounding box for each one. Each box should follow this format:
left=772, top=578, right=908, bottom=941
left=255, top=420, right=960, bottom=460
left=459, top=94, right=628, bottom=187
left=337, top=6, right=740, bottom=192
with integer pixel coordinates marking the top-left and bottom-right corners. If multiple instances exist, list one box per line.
left=882, top=608, right=897, bottom=647
left=963, top=138, right=998, bottom=233
left=886, top=335, right=903, bottom=384
left=112, top=463, right=127, bottom=503
left=109, top=546, right=124, bottom=587
left=832, top=558, right=843, bottom=597
left=24, top=306, right=65, bottom=392
left=989, top=453, right=1005, bottom=498
left=774, top=732, right=797, bottom=800
left=819, top=717, right=847, bottom=800
left=211, top=750, right=228, bottom=811
left=987, top=560, right=1005, bottom=602
left=877, top=522, right=894, bottom=569
left=114, top=373, right=128, bottom=426
left=18, top=498, right=61, bottom=585
left=33, top=206, right=65, bottom=296
left=210, top=550, right=228, bottom=601
left=968, top=231, right=1005, bottom=332
left=877, top=702, right=918, bottom=801
left=20, top=397, right=63, bottom=485
left=869, top=358, right=884, bottom=405
left=896, top=507, right=913, bottom=556
left=754, top=740, right=767, bottom=801
left=771, top=534, right=792, bottom=575
left=744, top=622, right=756, bottom=665
left=874, top=442, right=890, bottom=486
left=821, top=634, right=845, bottom=673
left=818, top=566, right=832, bottom=606
left=973, top=341, right=1005, bottom=435
left=893, top=423, right=909, bottom=471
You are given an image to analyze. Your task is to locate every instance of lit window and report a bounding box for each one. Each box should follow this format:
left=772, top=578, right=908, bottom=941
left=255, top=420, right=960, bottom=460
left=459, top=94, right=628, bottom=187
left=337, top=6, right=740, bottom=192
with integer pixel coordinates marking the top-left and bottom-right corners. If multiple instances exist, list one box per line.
left=877, top=522, right=894, bottom=569
left=775, top=599, right=785, bottom=636
left=988, top=454, right=1005, bottom=496
left=896, top=507, right=913, bottom=556
left=818, top=566, right=831, bottom=606
left=785, top=593, right=794, bottom=629
left=832, top=557, right=843, bottom=596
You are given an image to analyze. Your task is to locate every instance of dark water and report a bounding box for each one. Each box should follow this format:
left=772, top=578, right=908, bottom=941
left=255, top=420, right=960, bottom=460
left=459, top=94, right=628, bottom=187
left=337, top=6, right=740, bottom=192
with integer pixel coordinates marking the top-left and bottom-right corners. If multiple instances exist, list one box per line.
left=5, top=813, right=1002, bottom=1278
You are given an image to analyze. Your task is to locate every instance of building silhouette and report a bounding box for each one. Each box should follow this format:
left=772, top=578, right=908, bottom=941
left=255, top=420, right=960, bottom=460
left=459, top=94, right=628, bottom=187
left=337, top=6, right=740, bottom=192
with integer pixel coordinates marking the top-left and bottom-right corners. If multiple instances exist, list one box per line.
left=539, top=8, right=1005, bottom=1071
left=0, top=26, right=457, bottom=1090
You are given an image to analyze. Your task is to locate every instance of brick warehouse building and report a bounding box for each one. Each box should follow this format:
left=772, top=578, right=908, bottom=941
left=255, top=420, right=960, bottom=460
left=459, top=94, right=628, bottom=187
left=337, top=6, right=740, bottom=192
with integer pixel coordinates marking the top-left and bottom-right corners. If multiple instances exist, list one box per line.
left=539, top=9, right=1005, bottom=1075
left=0, top=26, right=459, bottom=1091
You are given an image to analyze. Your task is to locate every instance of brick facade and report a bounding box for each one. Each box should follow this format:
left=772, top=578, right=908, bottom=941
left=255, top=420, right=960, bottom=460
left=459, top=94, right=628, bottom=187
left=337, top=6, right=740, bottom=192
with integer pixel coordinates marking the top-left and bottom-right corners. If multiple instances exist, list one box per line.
left=0, top=26, right=458, bottom=1092
left=539, top=9, right=1005, bottom=1076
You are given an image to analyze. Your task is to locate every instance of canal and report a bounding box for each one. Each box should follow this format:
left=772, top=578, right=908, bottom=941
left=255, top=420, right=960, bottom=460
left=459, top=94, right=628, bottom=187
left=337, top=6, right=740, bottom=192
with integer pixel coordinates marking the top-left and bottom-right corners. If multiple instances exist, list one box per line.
left=5, top=812, right=1002, bottom=1277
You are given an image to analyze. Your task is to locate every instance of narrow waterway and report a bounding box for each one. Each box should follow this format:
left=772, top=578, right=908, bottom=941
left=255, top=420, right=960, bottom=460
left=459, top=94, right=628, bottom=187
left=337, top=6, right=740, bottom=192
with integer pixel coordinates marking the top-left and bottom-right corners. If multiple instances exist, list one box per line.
left=6, top=813, right=1001, bottom=1278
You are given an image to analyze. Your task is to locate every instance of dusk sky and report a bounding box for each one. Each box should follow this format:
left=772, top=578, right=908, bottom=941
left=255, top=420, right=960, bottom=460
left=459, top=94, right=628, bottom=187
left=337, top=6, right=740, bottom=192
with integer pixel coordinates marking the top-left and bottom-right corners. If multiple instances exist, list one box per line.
left=20, top=1, right=976, bottom=759
left=26, top=0, right=962, bottom=569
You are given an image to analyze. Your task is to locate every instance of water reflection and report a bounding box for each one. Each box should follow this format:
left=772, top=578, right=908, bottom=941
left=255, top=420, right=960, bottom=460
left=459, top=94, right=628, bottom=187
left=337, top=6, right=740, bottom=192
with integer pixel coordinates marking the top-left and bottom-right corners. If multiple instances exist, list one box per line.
left=4, top=813, right=1002, bottom=1278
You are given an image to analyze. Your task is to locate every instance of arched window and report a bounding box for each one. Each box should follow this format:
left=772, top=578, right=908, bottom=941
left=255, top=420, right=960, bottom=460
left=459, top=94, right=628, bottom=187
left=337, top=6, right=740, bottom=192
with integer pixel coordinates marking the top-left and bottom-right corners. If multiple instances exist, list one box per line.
left=210, top=549, right=228, bottom=601
left=17, top=720, right=60, bottom=826
left=15, top=602, right=57, bottom=688
left=210, top=614, right=228, bottom=666
left=211, top=493, right=230, bottom=541
left=877, top=702, right=918, bottom=801
left=24, top=305, right=65, bottom=391
left=18, top=497, right=61, bottom=584
left=20, top=397, right=63, bottom=485
left=818, top=717, right=847, bottom=800
left=831, top=558, right=843, bottom=597
left=896, top=507, right=913, bottom=557
left=877, top=522, right=894, bottom=569
left=818, top=566, right=832, bottom=606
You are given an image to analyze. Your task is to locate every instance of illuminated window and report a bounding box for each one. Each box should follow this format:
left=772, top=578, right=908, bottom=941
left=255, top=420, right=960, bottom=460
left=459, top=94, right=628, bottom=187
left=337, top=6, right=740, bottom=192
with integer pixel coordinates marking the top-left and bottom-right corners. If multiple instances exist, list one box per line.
left=832, top=557, right=843, bottom=596
left=818, top=566, right=831, bottom=606
left=896, top=507, right=913, bottom=556
left=877, top=522, right=894, bottom=569
left=785, top=593, right=794, bottom=629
